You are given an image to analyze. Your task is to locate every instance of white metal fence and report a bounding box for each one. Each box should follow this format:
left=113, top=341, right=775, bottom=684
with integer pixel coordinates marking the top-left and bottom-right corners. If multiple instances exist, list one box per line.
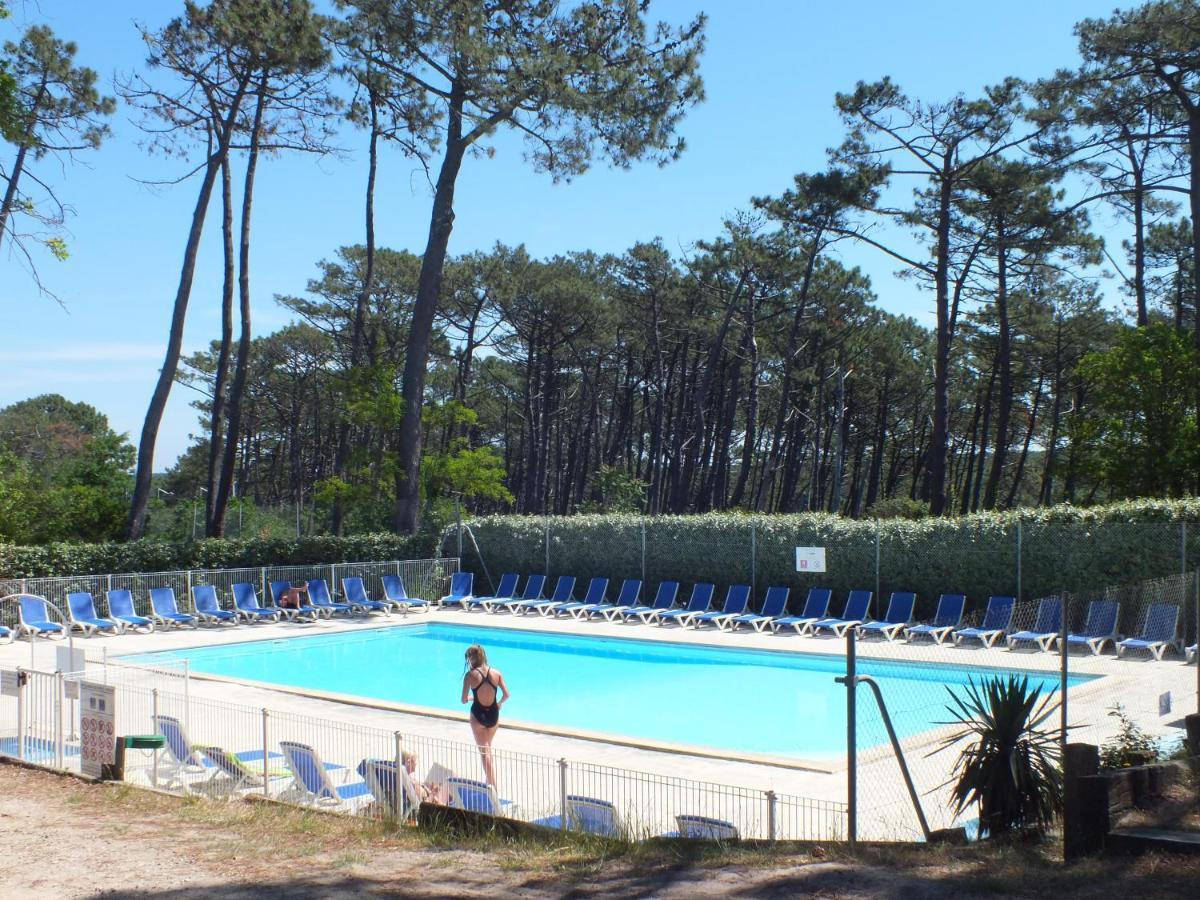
left=0, top=663, right=845, bottom=843
left=0, top=558, right=458, bottom=630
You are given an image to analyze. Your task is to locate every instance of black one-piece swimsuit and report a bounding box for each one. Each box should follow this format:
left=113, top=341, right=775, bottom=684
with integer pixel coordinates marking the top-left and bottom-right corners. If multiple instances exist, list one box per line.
left=470, top=666, right=500, bottom=728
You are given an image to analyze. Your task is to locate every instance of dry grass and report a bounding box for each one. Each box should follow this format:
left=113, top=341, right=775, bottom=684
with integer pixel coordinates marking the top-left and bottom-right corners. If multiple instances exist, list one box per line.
left=6, top=762, right=1200, bottom=898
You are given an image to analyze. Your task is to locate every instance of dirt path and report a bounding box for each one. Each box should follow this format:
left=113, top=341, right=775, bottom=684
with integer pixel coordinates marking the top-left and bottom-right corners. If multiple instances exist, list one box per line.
left=3, top=763, right=1199, bottom=899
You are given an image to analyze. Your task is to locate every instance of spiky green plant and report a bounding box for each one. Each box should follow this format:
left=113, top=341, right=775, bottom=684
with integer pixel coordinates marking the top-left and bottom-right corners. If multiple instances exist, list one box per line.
left=938, top=675, right=1062, bottom=838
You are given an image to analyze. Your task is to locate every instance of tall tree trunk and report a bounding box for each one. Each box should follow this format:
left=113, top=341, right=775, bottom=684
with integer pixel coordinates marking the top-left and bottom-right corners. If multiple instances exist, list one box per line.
left=922, top=157, right=956, bottom=515
left=984, top=231, right=1011, bottom=509
left=1005, top=371, right=1043, bottom=509
left=332, top=90, right=381, bottom=535
left=395, top=83, right=468, bottom=532
left=127, top=84, right=247, bottom=539
left=205, top=158, right=236, bottom=534
left=729, top=288, right=759, bottom=508
left=213, top=84, right=267, bottom=536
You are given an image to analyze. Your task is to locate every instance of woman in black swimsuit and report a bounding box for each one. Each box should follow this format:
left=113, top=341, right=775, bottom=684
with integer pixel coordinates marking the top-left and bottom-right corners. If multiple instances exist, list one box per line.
left=461, top=644, right=510, bottom=788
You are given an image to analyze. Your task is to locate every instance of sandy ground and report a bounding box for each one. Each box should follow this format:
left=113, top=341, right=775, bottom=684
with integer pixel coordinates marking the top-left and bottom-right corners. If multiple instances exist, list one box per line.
left=4, top=763, right=1200, bottom=899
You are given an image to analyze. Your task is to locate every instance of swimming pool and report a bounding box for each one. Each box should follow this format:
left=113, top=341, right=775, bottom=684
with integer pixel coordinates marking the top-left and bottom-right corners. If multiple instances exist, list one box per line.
left=127, top=624, right=1092, bottom=758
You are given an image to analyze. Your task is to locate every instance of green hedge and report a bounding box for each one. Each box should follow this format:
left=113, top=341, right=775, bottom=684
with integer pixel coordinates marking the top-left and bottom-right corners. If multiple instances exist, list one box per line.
left=0, top=532, right=438, bottom=579
left=457, top=500, right=1200, bottom=622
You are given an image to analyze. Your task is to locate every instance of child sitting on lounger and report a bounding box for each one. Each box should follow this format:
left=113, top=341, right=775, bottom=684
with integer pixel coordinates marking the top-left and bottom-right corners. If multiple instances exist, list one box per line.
left=403, top=752, right=446, bottom=805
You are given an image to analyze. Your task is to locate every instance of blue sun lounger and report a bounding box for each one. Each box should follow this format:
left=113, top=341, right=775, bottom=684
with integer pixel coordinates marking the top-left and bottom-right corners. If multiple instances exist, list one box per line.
left=953, top=595, right=1015, bottom=649
left=487, top=574, right=547, bottom=613
left=771, top=587, right=832, bottom=634
left=446, top=776, right=519, bottom=817
left=227, top=582, right=282, bottom=622
left=106, top=589, right=155, bottom=632
left=579, top=579, right=641, bottom=620
left=551, top=577, right=608, bottom=618
left=671, top=814, right=739, bottom=840
left=357, top=758, right=423, bottom=820
left=465, top=573, right=519, bottom=611
left=66, top=591, right=121, bottom=636
left=617, top=581, right=680, bottom=623
left=380, top=575, right=431, bottom=612
left=655, top=583, right=716, bottom=627
left=903, top=594, right=965, bottom=644
left=16, top=594, right=65, bottom=639
left=149, top=587, right=198, bottom=629
left=513, top=575, right=575, bottom=615
left=691, top=584, right=750, bottom=630
left=279, top=741, right=372, bottom=808
left=197, top=745, right=291, bottom=794
left=856, top=592, right=916, bottom=641
left=728, top=586, right=790, bottom=632
left=439, top=572, right=474, bottom=608
left=0, top=625, right=12, bottom=644
left=307, top=579, right=354, bottom=616
left=191, top=584, right=239, bottom=626
left=1007, top=596, right=1063, bottom=652
left=265, top=581, right=321, bottom=620
left=533, top=795, right=619, bottom=836
left=1116, top=603, right=1182, bottom=660
left=341, top=577, right=393, bottom=615
left=809, top=590, right=873, bottom=637
left=152, top=714, right=284, bottom=792
left=1064, top=599, right=1121, bottom=656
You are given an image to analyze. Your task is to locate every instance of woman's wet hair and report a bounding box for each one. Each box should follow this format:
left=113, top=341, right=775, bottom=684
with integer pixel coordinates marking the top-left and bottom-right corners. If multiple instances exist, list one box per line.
left=465, top=643, right=488, bottom=668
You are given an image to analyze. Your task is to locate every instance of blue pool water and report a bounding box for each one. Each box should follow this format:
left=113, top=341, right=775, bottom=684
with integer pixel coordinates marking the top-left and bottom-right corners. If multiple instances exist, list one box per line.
left=127, top=624, right=1092, bottom=757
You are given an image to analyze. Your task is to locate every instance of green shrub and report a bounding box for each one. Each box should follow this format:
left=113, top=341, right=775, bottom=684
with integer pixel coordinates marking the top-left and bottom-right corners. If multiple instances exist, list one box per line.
left=451, top=500, right=1200, bottom=624
left=0, top=531, right=438, bottom=579
left=1099, top=705, right=1161, bottom=769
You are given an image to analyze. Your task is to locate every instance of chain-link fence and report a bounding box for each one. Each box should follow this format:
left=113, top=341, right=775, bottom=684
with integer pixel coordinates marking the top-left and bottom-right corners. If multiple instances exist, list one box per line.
left=459, top=519, right=1200, bottom=622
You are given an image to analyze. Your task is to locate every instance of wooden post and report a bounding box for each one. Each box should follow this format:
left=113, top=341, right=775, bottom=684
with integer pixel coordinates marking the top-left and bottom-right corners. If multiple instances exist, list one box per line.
left=1063, top=742, right=1101, bottom=861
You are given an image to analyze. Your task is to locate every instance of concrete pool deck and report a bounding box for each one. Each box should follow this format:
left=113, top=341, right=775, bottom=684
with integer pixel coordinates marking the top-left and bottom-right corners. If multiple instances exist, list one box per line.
left=2, top=605, right=1196, bottom=837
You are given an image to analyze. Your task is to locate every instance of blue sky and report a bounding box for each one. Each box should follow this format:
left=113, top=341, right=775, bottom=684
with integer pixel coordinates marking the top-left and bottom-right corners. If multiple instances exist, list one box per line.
left=2, top=0, right=1125, bottom=467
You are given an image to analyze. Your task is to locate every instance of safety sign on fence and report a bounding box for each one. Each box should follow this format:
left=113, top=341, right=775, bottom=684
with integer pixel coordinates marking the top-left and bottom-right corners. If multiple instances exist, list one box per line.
left=795, top=547, right=827, bottom=573
left=80, top=681, right=116, bottom=778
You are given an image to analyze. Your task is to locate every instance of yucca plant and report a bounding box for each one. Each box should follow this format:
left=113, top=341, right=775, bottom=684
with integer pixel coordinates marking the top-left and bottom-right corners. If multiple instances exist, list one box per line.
left=938, top=674, right=1062, bottom=839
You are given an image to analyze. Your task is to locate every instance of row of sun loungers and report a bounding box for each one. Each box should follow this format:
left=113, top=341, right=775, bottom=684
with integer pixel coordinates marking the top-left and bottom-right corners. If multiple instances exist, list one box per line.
left=4, top=575, right=432, bottom=640
left=444, top=572, right=1197, bottom=661
left=149, top=712, right=734, bottom=839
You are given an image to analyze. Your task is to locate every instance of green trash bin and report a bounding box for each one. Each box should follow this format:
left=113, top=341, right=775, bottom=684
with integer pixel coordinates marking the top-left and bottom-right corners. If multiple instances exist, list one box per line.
left=108, top=734, right=167, bottom=781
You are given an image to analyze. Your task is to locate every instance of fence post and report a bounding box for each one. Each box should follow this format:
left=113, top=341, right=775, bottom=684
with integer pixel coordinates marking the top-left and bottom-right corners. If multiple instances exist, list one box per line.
left=834, top=631, right=857, bottom=847
left=106, top=574, right=112, bottom=594
left=14, top=669, right=25, bottom=761
left=558, top=758, right=569, bottom=832
left=262, top=708, right=270, bottom=799
left=183, top=660, right=191, bottom=741
left=750, top=521, right=757, bottom=597
left=766, top=789, right=777, bottom=842
left=394, top=732, right=404, bottom=820
left=1016, top=521, right=1023, bottom=603
left=54, top=671, right=64, bottom=769
left=641, top=519, right=646, bottom=586
left=874, top=520, right=881, bottom=604
left=260, top=567, right=267, bottom=603
left=1060, top=593, right=1069, bottom=747
left=330, top=564, right=338, bottom=595
left=185, top=570, right=193, bottom=612
left=151, top=688, right=160, bottom=787
left=1183, top=523, right=1188, bottom=578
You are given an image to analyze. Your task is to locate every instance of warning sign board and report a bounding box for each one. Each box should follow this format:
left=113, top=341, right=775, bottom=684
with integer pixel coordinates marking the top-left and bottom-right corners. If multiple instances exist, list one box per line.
left=795, top=547, right=827, bottom=573
left=79, top=681, right=116, bottom=778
